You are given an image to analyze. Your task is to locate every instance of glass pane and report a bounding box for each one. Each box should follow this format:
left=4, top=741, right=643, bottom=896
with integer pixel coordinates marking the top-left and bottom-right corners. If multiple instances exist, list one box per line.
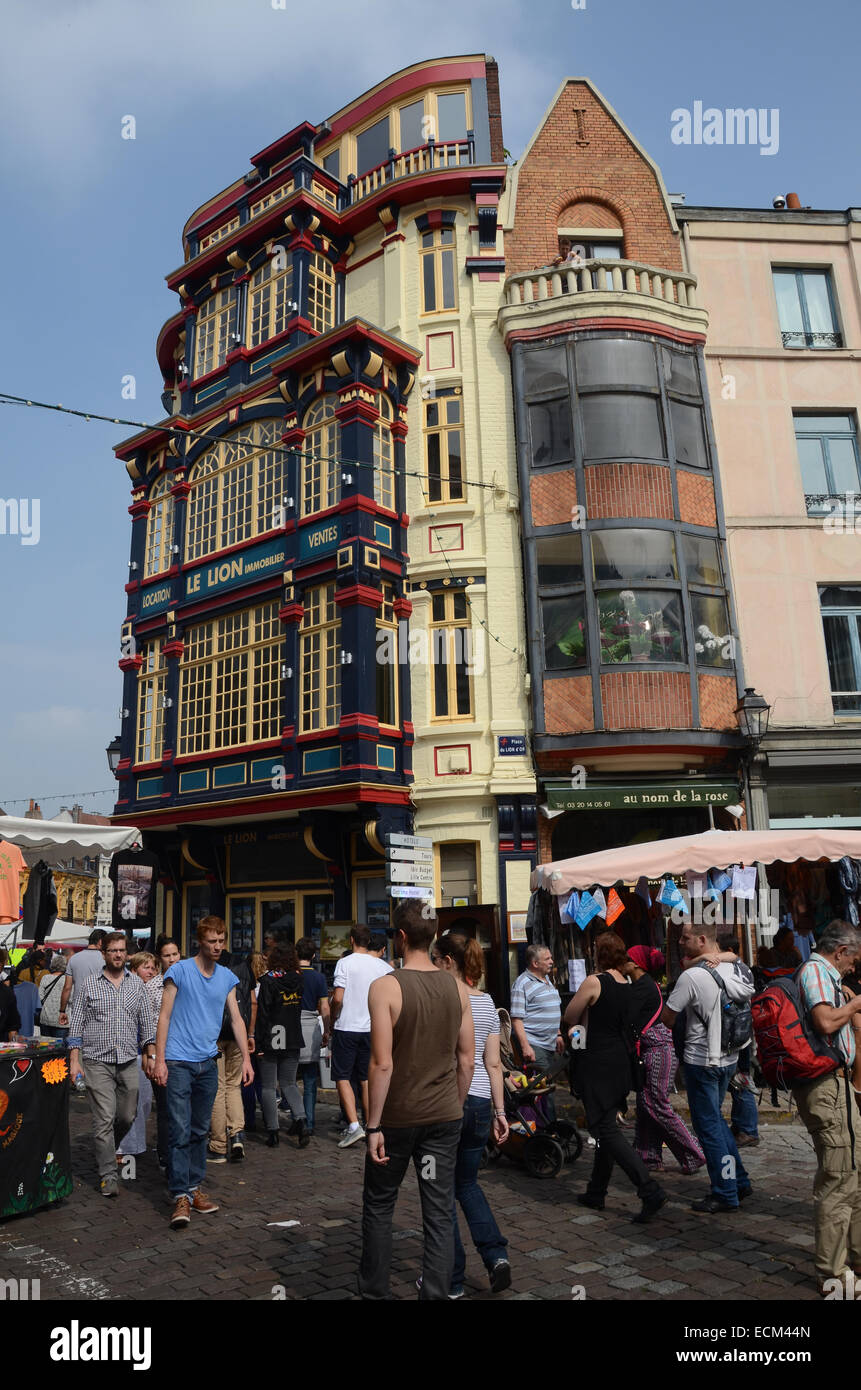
left=802, top=272, right=836, bottom=334
left=529, top=398, right=572, bottom=466
left=773, top=271, right=803, bottom=334
left=399, top=99, right=424, bottom=152
left=796, top=437, right=828, bottom=494
left=794, top=415, right=854, bottom=435
left=356, top=116, right=390, bottom=174
left=453, top=593, right=468, bottom=620
left=523, top=345, right=568, bottom=396
left=823, top=614, right=858, bottom=708
left=376, top=650, right=396, bottom=725
left=542, top=595, right=587, bottom=669
left=581, top=394, right=664, bottom=459
left=436, top=92, right=467, bottom=142
left=455, top=649, right=471, bottom=714
left=323, top=150, right=340, bottom=179
left=426, top=433, right=441, bottom=500
left=576, top=339, right=657, bottom=389
left=592, top=529, right=676, bottom=582
left=821, top=586, right=861, bottom=608
left=261, top=898, right=295, bottom=945
left=661, top=347, right=701, bottom=397
left=829, top=438, right=860, bottom=494
left=441, top=248, right=456, bottom=309
left=671, top=399, right=708, bottom=468
left=589, top=242, right=622, bottom=259
left=447, top=428, right=464, bottom=498
left=536, top=533, right=584, bottom=586
left=432, top=593, right=446, bottom=621
left=597, top=590, right=685, bottom=664
left=682, top=535, right=722, bottom=586
left=691, top=594, right=734, bottom=668
left=434, top=642, right=449, bottom=715
left=422, top=251, right=436, bottom=312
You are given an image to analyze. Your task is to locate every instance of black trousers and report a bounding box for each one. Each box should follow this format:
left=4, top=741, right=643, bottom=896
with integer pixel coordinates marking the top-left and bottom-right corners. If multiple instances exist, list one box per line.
left=586, top=1103, right=661, bottom=1201
left=358, top=1117, right=462, bottom=1300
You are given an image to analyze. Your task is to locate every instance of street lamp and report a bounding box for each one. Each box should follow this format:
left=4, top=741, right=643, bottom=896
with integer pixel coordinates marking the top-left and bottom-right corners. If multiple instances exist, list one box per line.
left=734, top=687, right=771, bottom=745
left=106, top=736, right=122, bottom=776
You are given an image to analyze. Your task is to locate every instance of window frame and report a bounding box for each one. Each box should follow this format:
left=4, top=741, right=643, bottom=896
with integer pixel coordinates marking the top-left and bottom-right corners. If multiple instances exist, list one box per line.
left=307, top=251, right=336, bottom=335
left=429, top=588, right=474, bottom=722
left=247, top=253, right=295, bottom=348
left=144, top=473, right=175, bottom=579
left=419, top=223, right=458, bottom=317
left=422, top=387, right=465, bottom=505
left=375, top=581, right=399, bottom=729
left=299, top=583, right=341, bottom=733
left=374, top=395, right=396, bottom=512
left=772, top=266, right=842, bottom=350
left=178, top=602, right=282, bottom=757
left=794, top=412, right=860, bottom=509
left=184, top=420, right=285, bottom=563
left=820, top=587, right=861, bottom=716
left=301, top=396, right=341, bottom=519
left=136, top=640, right=167, bottom=765
left=193, top=286, right=235, bottom=380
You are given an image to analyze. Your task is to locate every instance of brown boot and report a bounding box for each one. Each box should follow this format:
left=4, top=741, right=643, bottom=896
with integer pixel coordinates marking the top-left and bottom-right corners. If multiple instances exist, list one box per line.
left=191, top=1189, right=219, bottom=1214
left=170, top=1195, right=191, bottom=1229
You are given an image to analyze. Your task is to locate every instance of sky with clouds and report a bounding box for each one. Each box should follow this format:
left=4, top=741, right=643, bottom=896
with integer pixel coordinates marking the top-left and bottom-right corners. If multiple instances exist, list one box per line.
left=0, top=0, right=856, bottom=818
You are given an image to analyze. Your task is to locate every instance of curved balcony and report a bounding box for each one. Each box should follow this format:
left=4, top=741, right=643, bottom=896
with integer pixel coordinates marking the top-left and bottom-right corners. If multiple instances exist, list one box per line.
left=498, top=258, right=708, bottom=346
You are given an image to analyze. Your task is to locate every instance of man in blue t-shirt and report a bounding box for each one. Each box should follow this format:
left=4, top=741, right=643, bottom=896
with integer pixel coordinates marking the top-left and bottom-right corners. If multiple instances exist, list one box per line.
left=153, top=916, right=253, bottom=1230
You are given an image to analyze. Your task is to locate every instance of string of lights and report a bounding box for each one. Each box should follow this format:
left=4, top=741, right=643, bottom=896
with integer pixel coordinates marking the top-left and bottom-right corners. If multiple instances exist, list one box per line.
left=1, top=790, right=116, bottom=808
left=0, top=391, right=519, bottom=504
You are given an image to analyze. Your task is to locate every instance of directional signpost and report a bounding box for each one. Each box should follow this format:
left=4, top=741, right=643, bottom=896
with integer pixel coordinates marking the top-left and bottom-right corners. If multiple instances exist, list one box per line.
left=385, top=832, right=435, bottom=903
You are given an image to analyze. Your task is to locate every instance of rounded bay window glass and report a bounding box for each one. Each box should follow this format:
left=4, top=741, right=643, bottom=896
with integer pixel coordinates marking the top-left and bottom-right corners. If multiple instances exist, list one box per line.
left=523, top=344, right=568, bottom=395
left=591, top=529, right=676, bottom=583
left=691, top=594, right=733, bottom=668
left=661, top=345, right=701, bottom=398
left=682, top=535, right=722, bottom=586
left=537, top=533, right=583, bottom=586
left=597, top=589, right=685, bottom=665
left=529, top=397, right=572, bottom=466
left=185, top=420, right=283, bottom=562
left=576, top=338, right=658, bottom=390
left=543, top=594, right=587, bottom=669
left=670, top=398, right=709, bottom=469
left=581, top=393, right=665, bottom=460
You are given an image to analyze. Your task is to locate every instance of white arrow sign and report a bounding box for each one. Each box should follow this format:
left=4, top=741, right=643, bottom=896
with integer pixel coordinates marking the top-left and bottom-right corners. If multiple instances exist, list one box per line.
left=387, top=862, right=435, bottom=884
left=385, top=886, right=434, bottom=899
left=387, top=833, right=433, bottom=849
left=387, top=846, right=434, bottom=864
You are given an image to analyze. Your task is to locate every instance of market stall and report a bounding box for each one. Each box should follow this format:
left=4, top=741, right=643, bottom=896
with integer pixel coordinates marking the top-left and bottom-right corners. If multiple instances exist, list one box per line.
left=529, top=828, right=861, bottom=985
left=0, top=813, right=142, bottom=1220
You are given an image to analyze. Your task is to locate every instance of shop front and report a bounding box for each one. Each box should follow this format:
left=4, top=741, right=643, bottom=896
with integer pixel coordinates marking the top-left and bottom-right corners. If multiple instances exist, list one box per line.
left=541, top=778, right=743, bottom=864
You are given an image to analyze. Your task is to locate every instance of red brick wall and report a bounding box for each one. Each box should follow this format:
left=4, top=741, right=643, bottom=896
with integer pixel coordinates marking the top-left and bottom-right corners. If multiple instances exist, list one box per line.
left=505, top=81, right=682, bottom=276
left=486, top=60, right=505, bottom=164
left=698, top=674, right=738, bottom=731
left=584, top=463, right=673, bottom=520
left=601, top=672, right=691, bottom=730
left=544, top=676, right=594, bottom=734
left=530, top=469, right=578, bottom=526
left=677, top=471, right=717, bottom=527
left=559, top=199, right=622, bottom=230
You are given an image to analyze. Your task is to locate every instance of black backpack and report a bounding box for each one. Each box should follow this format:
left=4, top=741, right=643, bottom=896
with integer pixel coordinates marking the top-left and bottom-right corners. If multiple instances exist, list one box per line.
left=219, top=958, right=253, bottom=1042
left=672, top=963, right=753, bottom=1060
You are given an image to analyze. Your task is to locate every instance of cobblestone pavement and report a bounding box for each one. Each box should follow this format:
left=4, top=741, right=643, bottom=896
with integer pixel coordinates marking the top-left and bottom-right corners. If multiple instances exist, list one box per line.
left=0, top=1093, right=824, bottom=1301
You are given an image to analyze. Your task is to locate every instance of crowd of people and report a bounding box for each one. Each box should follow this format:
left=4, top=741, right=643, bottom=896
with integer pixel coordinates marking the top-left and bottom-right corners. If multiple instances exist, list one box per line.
left=2, top=904, right=861, bottom=1298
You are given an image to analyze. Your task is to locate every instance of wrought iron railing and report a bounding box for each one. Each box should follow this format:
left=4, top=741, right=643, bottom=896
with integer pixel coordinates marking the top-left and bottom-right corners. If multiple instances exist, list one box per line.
left=781, top=330, right=843, bottom=349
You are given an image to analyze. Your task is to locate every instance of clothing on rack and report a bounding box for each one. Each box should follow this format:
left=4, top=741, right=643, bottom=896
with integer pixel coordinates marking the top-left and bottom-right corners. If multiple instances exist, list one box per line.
left=21, top=859, right=57, bottom=944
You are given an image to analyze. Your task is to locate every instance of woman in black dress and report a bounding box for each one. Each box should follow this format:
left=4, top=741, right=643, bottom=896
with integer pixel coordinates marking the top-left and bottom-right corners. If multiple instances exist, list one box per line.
left=563, top=931, right=666, bottom=1223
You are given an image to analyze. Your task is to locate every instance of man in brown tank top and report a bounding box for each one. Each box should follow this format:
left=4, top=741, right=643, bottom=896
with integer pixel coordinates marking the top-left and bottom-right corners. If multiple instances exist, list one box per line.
left=357, top=901, right=474, bottom=1300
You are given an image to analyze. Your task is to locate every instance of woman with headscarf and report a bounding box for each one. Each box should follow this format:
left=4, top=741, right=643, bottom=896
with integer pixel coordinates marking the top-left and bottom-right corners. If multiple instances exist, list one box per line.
left=625, top=945, right=705, bottom=1175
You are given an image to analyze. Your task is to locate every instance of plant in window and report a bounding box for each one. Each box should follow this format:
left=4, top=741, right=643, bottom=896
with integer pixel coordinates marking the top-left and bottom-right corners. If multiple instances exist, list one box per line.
left=555, top=618, right=586, bottom=663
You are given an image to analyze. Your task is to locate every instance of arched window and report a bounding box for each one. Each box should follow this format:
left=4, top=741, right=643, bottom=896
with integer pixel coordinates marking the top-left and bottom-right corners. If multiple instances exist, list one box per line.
left=136, top=640, right=167, bottom=763
left=248, top=253, right=295, bottom=347
left=193, top=287, right=235, bottom=379
left=302, top=396, right=341, bottom=517
left=374, top=396, right=396, bottom=512
left=307, top=253, right=335, bottom=334
left=185, top=420, right=284, bottom=562
left=144, top=473, right=175, bottom=578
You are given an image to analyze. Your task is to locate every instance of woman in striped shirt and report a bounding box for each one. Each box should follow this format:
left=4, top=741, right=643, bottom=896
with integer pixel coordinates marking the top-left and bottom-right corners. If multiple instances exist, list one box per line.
left=432, top=933, right=511, bottom=1299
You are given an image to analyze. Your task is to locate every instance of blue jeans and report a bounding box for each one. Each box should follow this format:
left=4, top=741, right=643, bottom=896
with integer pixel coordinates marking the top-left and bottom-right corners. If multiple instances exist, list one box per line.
left=731, top=1085, right=759, bottom=1137
left=683, top=1062, right=750, bottom=1207
left=166, top=1058, right=219, bottom=1200
left=300, top=1062, right=318, bottom=1132
left=452, top=1096, right=508, bottom=1289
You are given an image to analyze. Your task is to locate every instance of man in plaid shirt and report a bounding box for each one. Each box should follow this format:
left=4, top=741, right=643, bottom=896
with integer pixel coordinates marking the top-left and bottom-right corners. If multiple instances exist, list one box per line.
left=68, top=931, right=157, bottom=1198
left=793, top=920, right=861, bottom=1293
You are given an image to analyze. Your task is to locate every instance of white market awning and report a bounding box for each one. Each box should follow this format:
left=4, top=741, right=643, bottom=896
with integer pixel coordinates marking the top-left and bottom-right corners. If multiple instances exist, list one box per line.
left=0, top=814, right=141, bottom=858
left=531, top=827, right=861, bottom=895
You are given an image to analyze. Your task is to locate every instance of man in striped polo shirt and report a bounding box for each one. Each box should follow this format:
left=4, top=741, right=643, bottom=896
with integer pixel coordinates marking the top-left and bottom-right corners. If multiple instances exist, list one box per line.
left=511, top=945, right=563, bottom=1118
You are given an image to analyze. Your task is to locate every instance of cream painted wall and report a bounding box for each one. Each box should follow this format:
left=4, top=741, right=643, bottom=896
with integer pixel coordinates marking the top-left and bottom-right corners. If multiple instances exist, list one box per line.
left=687, top=218, right=861, bottom=731
left=342, top=198, right=533, bottom=904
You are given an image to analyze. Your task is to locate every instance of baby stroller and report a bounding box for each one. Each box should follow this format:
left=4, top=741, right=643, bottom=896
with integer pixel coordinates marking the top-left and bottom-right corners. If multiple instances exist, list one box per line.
left=484, top=1010, right=583, bottom=1179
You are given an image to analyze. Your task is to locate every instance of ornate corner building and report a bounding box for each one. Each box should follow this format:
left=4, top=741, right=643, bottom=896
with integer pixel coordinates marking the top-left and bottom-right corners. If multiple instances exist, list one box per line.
left=111, top=57, right=749, bottom=967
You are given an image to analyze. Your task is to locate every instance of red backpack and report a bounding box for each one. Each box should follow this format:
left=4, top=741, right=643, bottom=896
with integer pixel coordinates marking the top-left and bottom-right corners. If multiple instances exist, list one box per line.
left=751, top=965, right=843, bottom=1088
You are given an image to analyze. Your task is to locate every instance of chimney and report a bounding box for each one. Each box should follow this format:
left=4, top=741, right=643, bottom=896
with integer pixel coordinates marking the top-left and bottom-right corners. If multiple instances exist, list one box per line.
left=485, top=57, right=505, bottom=164
left=785, top=192, right=802, bottom=210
